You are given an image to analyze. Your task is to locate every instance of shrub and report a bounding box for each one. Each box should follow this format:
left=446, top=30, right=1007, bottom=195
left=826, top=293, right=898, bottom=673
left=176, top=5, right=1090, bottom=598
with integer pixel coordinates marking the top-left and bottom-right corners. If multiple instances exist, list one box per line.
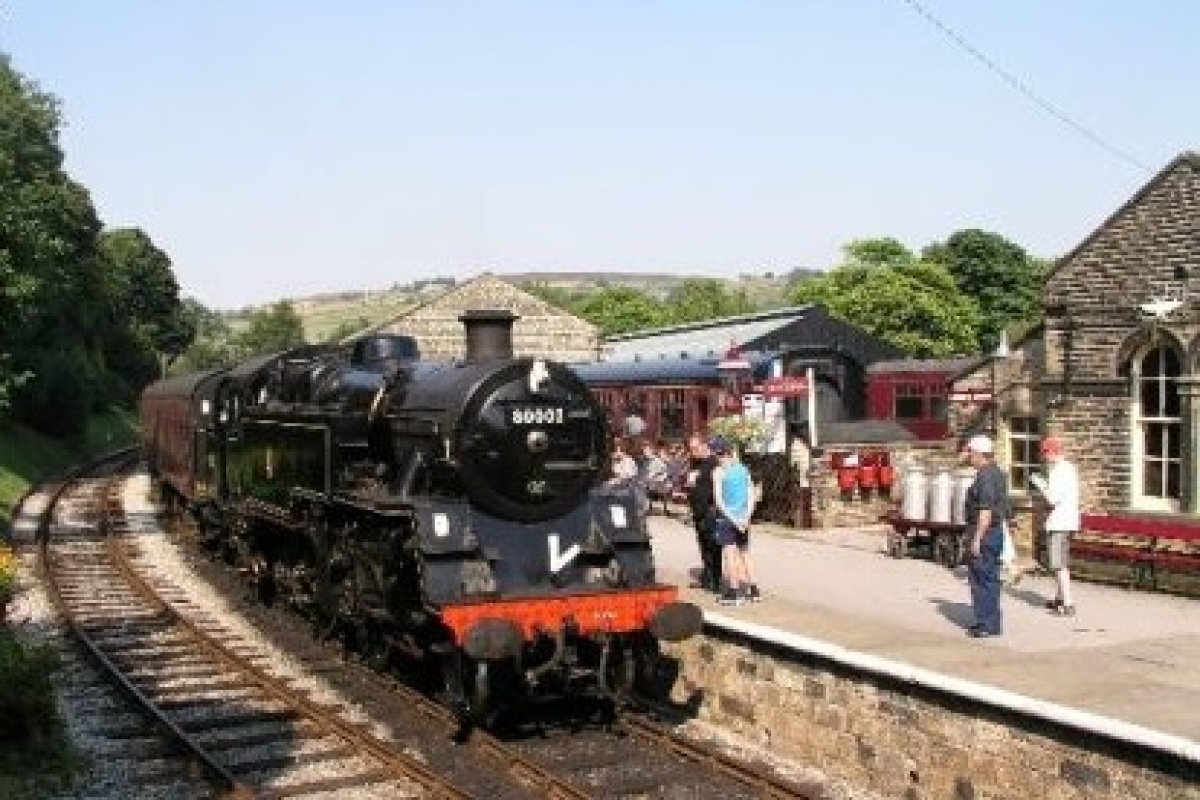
left=0, top=545, right=14, bottom=608
left=707, top=413, right=772, bottom=452
left=10, top=347, right=104, bottom=437
left=0, top=630, right=82, bottom=797
left=0, top=630, right=61, bottom=744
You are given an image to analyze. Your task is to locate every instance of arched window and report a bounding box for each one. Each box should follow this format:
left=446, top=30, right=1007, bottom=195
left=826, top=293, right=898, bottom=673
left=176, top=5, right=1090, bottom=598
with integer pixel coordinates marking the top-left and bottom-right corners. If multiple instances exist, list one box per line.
left=1132, top=344, right=1182, bottom=510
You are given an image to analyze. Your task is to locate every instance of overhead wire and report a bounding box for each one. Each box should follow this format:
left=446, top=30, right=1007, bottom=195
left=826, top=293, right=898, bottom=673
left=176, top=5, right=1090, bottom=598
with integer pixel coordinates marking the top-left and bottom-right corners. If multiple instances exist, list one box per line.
left=897, top=0, right=1153, bottom=174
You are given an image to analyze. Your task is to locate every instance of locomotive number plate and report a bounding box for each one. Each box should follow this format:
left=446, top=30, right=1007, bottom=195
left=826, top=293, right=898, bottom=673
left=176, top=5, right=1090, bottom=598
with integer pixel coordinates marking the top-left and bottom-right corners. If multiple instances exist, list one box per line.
left=511, top=406, right=565, bottom=425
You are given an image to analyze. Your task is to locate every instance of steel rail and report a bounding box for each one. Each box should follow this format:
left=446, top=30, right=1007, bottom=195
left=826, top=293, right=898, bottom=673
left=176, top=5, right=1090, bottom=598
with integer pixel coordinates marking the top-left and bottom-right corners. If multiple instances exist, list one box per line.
left=620, top=701, right=815, bottom=798
left=41, top=450, right=475, bottom=799
left=35, top=448, right=250, bottom=798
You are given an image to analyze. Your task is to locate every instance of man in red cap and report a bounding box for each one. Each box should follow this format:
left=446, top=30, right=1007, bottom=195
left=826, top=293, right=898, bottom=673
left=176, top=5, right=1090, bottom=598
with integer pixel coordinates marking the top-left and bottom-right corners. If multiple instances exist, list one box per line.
left=1030, top=436, right=1080, bottom=615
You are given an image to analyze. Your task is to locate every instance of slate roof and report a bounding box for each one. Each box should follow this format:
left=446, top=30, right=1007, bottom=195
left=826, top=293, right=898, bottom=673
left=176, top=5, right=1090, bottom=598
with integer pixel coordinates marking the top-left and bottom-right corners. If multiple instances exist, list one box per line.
left=818, top=420, right=917, bottom=445
left=867, top=357, right=976, bottom=375
left=601, top=305, right=904, bottom=368
left=602, top=306, right=816, bottom=361
left=570, top=352, right=771, bottom=385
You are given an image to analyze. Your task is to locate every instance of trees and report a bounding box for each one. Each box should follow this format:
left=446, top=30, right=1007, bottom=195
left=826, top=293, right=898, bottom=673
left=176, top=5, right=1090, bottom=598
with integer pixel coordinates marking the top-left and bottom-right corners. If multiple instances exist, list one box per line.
left=922, top=229, right=1044, bottom=352
left=571, top=287, right=670, bottom=336
left=97, top=228, right=193, bottom=388
left=171, top=300, right=237, bottom=373
left=0, top=54, right=193, bottom=425
left=787, top=238, right=980, bottom=357
left=666, top=279, right=753, bottom=325
left=0, top=55, right=106, bottom=426
left=235, top=301, right=306, bottom=356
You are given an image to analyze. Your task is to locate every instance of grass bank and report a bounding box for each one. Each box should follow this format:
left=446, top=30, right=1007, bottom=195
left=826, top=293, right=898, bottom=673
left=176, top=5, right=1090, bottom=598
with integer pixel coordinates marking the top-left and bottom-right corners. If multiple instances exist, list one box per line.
left=0, top=407, right=139, bottom=533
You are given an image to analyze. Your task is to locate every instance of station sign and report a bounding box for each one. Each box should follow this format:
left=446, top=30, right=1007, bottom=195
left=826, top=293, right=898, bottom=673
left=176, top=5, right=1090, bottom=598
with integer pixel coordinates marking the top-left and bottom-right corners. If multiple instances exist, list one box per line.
left=950, top=389, right=993, bottom=402
left=717, top=352, right=752, bottom=373
left=755, top=375, right=809, bottom=399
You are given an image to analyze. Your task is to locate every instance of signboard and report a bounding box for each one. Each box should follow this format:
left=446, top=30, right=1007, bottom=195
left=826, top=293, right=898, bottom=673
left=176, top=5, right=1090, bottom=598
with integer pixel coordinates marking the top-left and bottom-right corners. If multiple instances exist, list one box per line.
left=717, top=345, right=751, bottom=373
left=756, top=375, right=809, bottom=399
left=950, top=390, right=993, bottom=402
left=717, top=356, right=751, bottom=372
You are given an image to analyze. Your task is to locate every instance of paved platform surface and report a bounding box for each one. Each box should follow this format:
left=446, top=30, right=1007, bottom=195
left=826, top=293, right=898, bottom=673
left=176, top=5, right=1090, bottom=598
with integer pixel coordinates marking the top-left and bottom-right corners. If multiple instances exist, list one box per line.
left=646, top=509, right=1200, bottom=742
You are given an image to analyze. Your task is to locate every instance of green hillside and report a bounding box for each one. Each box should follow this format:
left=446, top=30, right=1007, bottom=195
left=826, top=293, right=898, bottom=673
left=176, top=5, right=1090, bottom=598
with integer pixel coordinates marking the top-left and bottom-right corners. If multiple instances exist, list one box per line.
left=255, top=272, right=798, bottom=343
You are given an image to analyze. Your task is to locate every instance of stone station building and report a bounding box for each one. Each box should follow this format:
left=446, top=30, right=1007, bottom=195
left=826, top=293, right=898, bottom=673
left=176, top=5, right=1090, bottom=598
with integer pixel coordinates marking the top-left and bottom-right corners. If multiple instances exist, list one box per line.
left=373, top=273, right=601, bottom=362
left=953, top=151, right=1200, bottom=550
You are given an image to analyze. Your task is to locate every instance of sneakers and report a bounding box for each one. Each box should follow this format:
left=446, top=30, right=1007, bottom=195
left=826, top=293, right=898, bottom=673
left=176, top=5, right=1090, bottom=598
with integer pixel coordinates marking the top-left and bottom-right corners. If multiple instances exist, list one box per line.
left=717, top=589, right=746, bottom=606
left=1045, top=600, right=1077, bottom=616
left=745, top=584, right=762, bottom=603
left=966, top=625, right=1000, bottom=639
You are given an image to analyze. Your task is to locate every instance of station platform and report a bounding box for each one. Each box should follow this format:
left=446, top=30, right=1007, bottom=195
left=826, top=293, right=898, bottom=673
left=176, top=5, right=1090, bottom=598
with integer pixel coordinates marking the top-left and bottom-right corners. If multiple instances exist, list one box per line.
left=646, top=511, right=1200, bottom=743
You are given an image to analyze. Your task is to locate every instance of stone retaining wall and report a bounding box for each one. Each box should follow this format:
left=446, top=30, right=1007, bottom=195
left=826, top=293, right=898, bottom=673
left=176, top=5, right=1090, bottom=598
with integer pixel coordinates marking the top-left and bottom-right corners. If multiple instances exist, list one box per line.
left=663, top=628, right=1198, bottom=799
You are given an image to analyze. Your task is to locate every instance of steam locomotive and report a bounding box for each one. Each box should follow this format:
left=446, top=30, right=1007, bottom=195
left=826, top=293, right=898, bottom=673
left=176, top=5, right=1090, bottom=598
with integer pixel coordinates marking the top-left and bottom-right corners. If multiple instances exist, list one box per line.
left=139, top=310, right=701, bottom=724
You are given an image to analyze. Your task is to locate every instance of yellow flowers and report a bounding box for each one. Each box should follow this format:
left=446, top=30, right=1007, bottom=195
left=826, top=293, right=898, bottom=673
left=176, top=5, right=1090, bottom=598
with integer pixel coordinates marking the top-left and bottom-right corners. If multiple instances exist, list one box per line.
left=0, top=544, right=17, bottom=600
left=707, top=414, right=772, bottom=450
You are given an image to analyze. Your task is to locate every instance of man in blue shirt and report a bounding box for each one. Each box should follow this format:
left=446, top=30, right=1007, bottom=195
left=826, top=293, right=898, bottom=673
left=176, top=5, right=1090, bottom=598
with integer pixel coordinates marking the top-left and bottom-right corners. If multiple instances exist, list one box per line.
left=710, top=436, right=759, bottom=606
left=963, top=434, right=1008, bottom=638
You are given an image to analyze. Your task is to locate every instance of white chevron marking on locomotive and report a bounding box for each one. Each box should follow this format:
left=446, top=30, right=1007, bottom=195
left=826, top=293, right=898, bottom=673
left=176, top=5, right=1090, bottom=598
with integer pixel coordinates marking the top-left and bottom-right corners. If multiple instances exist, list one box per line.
left=548, top=534, right=582, bottom=573
left=528, top=359, right=551, bottom=393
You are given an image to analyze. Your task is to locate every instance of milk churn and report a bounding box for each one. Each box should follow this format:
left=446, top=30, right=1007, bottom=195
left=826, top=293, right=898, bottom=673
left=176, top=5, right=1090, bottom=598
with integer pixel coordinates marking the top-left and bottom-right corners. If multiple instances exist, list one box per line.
left=891, top=452, right=916, bottom=503
left=927, top=468, right=953, bottom=525
left=901, top=465, right=928, bottom=522
left=951, top=467, right=976, bottom=526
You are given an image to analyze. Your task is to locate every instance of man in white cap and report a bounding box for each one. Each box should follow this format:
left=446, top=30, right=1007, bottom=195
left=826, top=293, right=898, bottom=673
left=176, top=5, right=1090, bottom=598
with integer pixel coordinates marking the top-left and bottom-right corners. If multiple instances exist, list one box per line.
left=962, top=434, right=1009, bottom=638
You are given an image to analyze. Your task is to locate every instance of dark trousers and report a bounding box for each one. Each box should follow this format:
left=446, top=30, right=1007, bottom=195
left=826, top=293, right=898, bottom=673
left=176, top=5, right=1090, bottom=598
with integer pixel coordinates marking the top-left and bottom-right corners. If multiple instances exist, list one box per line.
left=967, top=526, right=1004, bottom=633
left=694, top=514, right=722, bottom=590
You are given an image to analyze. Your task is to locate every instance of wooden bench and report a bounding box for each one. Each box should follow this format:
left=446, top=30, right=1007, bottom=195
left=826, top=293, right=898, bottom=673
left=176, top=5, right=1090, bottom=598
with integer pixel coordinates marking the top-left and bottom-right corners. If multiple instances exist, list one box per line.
left=880, top=509, right=966, bottom=567
left=1073, top=513, right=1200, bottom=589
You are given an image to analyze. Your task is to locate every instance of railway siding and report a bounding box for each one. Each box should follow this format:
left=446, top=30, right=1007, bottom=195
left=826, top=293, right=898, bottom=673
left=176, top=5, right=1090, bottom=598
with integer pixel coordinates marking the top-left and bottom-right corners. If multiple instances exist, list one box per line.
left=663, top=616, right=1200, bottom=799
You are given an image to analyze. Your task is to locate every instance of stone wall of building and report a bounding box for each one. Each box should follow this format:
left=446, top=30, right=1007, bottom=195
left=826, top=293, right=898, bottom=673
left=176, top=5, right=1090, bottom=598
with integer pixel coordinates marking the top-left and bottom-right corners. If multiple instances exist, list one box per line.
left=379, top=274, right=602, bottom=362
left=1038, top=154, right=1200, bottom=516
left=664, top=632, right=1198, bottom=799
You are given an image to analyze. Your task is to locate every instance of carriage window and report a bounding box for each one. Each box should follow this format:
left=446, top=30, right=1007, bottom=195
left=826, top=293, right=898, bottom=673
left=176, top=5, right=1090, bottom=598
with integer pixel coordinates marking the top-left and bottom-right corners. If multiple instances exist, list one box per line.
left=659, top=389, right=686, bottom=440
left=894, top=384, right=924, bottom=420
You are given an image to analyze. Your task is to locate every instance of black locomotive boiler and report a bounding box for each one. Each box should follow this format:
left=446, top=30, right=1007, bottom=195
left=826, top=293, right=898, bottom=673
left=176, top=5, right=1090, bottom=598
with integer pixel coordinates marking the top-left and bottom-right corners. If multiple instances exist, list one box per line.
left=140, top=310, right=701, bottom=723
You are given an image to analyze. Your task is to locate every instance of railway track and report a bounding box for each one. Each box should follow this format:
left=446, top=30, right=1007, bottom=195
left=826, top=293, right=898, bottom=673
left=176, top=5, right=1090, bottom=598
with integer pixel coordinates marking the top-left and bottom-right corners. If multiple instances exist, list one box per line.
left=37, top=450, right=471, bottom=798
left=30, top=452, right=818, bottom=798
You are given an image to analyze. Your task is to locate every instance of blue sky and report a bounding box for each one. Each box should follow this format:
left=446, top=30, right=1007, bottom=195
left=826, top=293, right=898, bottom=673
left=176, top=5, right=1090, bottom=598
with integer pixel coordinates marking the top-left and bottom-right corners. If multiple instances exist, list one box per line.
left=2, top=2, right=1196, bottom=310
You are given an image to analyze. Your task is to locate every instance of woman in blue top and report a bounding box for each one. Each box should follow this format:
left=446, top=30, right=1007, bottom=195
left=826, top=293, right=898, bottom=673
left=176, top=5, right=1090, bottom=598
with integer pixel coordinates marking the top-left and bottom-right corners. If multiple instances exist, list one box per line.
left=710, top=436, right=759, bottom=605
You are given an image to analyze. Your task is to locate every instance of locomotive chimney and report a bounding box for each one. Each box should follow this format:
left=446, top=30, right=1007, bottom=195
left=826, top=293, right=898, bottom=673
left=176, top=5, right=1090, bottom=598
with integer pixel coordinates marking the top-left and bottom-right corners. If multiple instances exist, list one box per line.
left=460, top=309, right=519, bottom=362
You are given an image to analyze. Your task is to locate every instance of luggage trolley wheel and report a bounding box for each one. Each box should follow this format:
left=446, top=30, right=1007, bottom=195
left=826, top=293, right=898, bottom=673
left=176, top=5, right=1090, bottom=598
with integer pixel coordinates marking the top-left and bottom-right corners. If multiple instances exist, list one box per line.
left=934, top=532, right=959, bottom=567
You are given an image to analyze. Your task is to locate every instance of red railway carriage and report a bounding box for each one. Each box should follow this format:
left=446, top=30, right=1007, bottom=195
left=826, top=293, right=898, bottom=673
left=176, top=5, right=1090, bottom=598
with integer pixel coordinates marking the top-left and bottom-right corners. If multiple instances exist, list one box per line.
left=570, top=357, right=734, bottom=443
left=865, top=358, right=975, bottom=441
left=139, top=367, right=228, bottom=503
